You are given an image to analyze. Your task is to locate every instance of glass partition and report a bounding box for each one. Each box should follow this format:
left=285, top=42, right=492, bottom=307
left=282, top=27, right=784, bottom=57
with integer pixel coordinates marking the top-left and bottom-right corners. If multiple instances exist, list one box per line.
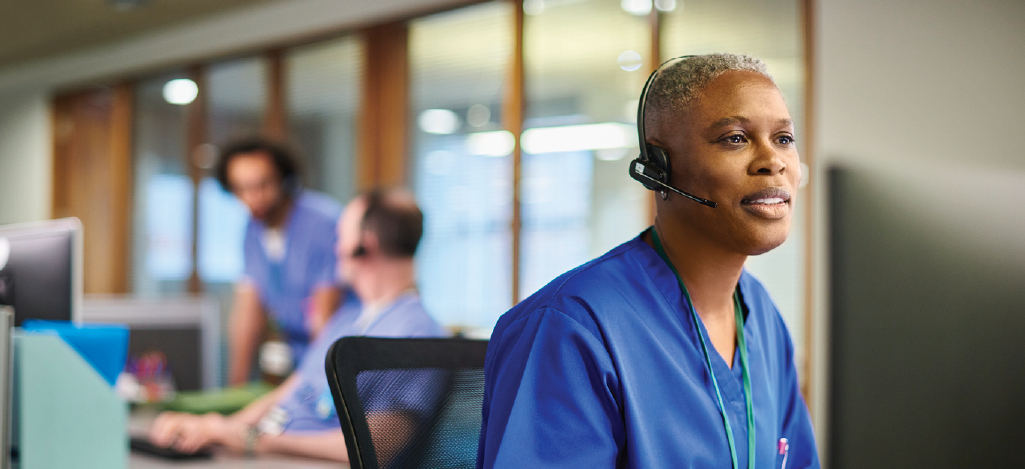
left=132, top=73, right=192, bottom=296
left=200, top=58, right=267, bottom=290
left=125, top=0, right=806, bottom=355
left=409, top=1, right=514, bottom=335
left=207, top=57, right=268, bottom=146
left=286, top=37, right=363, bottom=204
left=520, top=0, right=651, bottom=299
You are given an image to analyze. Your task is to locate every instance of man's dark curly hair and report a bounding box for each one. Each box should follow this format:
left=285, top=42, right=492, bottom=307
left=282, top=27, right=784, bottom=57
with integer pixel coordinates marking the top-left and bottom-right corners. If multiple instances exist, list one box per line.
left=214, top=137, right=301, bottom=193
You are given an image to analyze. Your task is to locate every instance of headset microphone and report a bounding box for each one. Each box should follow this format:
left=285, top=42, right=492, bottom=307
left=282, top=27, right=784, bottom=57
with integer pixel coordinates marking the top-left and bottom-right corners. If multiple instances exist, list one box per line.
left=631, top=55, right=717, bottom=209
left=630, top=159, right=716, bottom=207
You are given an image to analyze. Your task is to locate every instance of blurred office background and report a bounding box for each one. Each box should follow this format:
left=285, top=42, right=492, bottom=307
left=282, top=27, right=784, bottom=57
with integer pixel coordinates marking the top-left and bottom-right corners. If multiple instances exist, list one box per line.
left=0, top=0, right=1022, bottom=464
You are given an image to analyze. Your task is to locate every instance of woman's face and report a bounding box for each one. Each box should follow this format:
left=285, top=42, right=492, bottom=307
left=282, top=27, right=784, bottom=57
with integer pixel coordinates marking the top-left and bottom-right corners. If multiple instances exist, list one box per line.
left=654, top=70, right=801, bottom=255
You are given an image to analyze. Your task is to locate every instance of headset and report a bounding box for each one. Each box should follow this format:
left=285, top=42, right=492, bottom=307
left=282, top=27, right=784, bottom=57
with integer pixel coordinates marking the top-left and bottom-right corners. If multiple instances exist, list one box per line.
left=629, top=56, right=718, bottom=208
left=349, top=189, right=384, bottom=259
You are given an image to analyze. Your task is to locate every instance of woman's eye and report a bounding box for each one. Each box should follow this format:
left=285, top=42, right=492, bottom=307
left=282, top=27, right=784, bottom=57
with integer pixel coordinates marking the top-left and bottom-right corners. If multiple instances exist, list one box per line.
left=777, top=135, right=794, bottom=145
left=723, top=135, right=745, bottom=144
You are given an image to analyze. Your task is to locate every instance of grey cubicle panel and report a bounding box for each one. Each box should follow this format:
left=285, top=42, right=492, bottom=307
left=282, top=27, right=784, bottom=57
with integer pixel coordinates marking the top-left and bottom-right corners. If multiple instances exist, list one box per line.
left=828, top=163, right=1025, bottom=468
left=81, top=295, right=220, bottom=391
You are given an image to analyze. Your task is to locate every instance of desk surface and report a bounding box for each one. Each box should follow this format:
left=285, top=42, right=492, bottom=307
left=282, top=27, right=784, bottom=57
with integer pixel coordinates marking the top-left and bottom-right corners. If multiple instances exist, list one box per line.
left=130, top=452, right=345, bottom=469
left=129, top=409, right=348, bottom=469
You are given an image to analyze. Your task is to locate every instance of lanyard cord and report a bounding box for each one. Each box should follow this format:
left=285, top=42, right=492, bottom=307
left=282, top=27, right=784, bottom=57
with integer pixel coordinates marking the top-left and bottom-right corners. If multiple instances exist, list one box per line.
left=651, top=228, right=756, bottom=469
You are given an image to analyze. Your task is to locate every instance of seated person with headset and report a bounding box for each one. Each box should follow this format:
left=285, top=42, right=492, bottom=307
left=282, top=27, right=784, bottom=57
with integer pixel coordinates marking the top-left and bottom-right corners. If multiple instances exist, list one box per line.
left=149, top=188, right=445, bottom=462
left=477, top=54, right=819, bottom=468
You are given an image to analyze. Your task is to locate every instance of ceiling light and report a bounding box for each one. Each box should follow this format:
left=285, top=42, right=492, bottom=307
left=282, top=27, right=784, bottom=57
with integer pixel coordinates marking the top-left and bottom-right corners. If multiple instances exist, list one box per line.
left=162, top=79, right=198, bottom=105
left=418, top=109, right=461, bottom=135
left=523, top=0, right=545, bottom=15
left=467, top=104, right=491, bottom=128
left=621, top=0, right=652, bottom=16
left=522, top=123, right=637, bottom=154
left=654, top=0, right=678, bottom=12
left=618, top=50, right=643, bottom=71
left=466, top=131, right=515, bottom=157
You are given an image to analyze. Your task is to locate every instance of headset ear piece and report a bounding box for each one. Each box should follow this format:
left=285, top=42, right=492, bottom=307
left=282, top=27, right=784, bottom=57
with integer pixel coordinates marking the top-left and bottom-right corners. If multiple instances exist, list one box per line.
left=647, top=145, right=671, bottom=177
left=629, top=157, right=667, bottom=191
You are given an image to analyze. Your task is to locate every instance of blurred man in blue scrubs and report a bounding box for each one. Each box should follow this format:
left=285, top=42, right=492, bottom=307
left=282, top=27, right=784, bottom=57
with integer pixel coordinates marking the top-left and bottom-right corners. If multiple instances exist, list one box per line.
left=478, top=54, right=819, bottom=468
left=150, top=188, right=445, bottom=461
left=215, top=139, right=343, bottom=386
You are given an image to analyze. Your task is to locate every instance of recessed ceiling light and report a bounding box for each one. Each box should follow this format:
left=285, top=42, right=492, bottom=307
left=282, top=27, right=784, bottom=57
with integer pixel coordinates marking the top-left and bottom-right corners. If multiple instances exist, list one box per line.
left=618, top=50, right=643, bottom=71
left=621, top=0, right=652, bottom=16
left=418, top=109, right=461, bottom=135
left=163, top=79, right=199, bottom=105
left=654, top=0, right=678, bottom=12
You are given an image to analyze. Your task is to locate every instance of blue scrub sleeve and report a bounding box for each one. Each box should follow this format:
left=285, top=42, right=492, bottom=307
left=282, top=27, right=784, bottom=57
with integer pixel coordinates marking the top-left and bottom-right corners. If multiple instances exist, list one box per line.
left=478, top=308, right=624, bottom=469
left=775, top=315, right=820, bottom=469
left=309, top=229, right=339, bottom=289
left=242, top=225, right=261, bottom=284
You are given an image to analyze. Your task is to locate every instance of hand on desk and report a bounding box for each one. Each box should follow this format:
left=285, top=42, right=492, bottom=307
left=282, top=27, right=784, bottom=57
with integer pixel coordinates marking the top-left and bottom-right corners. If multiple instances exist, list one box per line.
left=149, top=412, right=247, bottom=454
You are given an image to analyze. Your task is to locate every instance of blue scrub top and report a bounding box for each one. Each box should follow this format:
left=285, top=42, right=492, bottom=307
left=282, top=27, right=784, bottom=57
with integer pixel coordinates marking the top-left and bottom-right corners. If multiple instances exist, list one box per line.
left=242, top=190, right=342, bottom=360
left=277, top=291, right=447, bottom=433
left=477, top=233, right=819, bottom=469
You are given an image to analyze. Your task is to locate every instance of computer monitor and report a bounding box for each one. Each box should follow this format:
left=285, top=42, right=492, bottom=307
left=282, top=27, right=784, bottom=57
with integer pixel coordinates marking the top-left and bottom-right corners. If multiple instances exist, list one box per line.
left=0, top=218, right=82, bottom=326
left=82, top=296, right=221, bottom=391
left=828, top=163, right=1025, bottom=468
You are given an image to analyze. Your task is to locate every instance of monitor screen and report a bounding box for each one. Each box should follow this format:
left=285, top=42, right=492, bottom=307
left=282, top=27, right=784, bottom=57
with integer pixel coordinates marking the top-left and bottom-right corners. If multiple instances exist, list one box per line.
left=828, top=164, right=1025, bottom=468
left=81, top=296, right=221, bottom=391
left=0, top=219, right=81, bottom=326
left=127, top=328, right=204, bottom=392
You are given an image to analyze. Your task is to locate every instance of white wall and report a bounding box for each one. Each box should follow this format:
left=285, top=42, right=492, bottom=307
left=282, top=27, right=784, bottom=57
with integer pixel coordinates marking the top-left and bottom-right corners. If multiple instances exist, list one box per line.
left=812, top=0, right=1025, bottom=461
left=0, top=88, right=51, bottom=225
left=817, top=0, right=1025, bottom=170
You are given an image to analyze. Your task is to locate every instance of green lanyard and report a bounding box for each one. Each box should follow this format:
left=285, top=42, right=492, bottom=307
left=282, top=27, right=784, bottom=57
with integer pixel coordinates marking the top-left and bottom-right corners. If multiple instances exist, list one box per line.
left=651, top=228, right=756, bottom=469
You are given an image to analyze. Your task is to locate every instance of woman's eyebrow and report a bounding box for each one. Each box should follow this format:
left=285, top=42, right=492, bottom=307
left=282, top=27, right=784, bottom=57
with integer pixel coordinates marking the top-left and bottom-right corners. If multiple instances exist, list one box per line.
left=707, top=116, right=794, bottom=131
left=708, top=116, right=749, bottom=130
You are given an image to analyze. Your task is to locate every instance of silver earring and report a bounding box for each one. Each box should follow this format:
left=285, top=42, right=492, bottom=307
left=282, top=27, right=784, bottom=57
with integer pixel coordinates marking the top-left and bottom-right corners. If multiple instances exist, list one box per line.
left=660, top=190, right=668, bottom=200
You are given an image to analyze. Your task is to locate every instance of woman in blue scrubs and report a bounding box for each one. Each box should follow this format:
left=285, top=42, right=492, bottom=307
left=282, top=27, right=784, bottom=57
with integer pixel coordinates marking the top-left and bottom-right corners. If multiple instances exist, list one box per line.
left=477, top=54, right=819, bottom=469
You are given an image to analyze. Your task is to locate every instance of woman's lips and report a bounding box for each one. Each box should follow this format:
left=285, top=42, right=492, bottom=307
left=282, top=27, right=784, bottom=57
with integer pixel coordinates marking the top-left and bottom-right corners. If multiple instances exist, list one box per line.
left=741, top=187, right=791, bottom=219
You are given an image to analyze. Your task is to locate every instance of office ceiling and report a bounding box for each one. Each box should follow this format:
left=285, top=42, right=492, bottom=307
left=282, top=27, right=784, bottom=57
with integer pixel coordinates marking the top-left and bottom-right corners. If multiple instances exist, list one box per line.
left=0, top=0, right=281, bottom=70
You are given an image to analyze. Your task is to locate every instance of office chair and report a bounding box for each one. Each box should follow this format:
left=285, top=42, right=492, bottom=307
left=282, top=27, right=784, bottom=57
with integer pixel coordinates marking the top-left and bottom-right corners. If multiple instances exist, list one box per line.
left=325, top=337, right=489, bottom=469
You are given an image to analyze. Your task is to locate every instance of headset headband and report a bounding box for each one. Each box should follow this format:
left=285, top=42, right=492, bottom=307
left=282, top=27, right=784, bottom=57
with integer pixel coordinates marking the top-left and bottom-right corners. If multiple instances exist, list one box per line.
left=637, top=55, right=695, bottom=160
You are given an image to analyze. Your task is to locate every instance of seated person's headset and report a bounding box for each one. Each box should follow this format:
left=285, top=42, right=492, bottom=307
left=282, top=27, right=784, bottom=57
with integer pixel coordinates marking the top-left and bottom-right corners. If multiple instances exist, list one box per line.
left=629, top=56, right=718, bottom=208
left=350, top=190, right=385, bottom=258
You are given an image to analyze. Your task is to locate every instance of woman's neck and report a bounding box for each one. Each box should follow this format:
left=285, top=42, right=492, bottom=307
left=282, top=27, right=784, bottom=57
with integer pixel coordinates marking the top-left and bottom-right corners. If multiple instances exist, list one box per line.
left=650, top=218, right=746, bottom=324
left=648, top=218, right=747, bottom=367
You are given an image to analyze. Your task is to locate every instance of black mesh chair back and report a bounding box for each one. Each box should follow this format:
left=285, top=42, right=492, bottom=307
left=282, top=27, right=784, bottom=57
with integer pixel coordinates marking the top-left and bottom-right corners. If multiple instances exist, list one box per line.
left=325, top=337, right=489, bottom=469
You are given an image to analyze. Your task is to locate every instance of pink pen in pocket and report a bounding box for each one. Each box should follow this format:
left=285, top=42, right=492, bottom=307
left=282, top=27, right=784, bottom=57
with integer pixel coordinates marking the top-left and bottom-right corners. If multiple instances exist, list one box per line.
left=778, top=438, right=790, bottom=469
